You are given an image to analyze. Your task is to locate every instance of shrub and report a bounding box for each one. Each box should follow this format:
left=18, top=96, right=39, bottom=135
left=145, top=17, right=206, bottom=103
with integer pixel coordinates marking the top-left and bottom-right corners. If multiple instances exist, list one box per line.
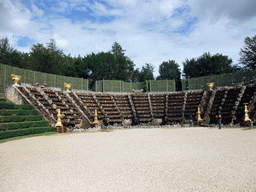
left=0, top=116, right=11, bottom=123
left=0, top=102, right=16, bottom=109
left=0, top=109, right=40, bottom=116
left=11, top=114, right=24, bottom=122
left=17, top=104, right=34, bottom=110
left=0, top=127, right=53, bottom=140
left=0, top=98, right=6, bottom=102
left=0, top=120, right=50, bottom=131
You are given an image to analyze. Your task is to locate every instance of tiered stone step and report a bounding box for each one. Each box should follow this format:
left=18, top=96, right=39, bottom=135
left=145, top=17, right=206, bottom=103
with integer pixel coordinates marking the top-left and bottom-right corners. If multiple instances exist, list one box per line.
left=68, top=92, right=93, bottom=122
left=220, top=87, right=241, bottom=124
left=235, top=85, right=256, bottom=123
left=209, top=90, right=226, bottom=124
left=150, top=94, right=165, bottom=120
left=43, top=89, right=79, bottom=126
left=95, top=94, right=122, bottom=124
left=76, top=93, right=105, bottom=121
left=26, top=87, right=54, bottom=114
left=167, top=92, right=185, bottom=123
left=132, top=94, right=152, bottom=124
left=113, top=95, right=133, bottom=120
left=184, top=91, right=204, bottom=121
left=56, top=91, right=82, bottom=125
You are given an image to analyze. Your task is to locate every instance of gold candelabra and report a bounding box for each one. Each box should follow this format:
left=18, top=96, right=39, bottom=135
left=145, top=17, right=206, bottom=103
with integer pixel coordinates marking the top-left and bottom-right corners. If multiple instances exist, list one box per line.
left=197, top=106, right=203, bottom=122
left=55, top=109, right=63, bottom=127
left=244, top=103, right=251, bottom=122
left=11, top=74, right=21, bottom=85
left=93, top=108, right=99, bottom=126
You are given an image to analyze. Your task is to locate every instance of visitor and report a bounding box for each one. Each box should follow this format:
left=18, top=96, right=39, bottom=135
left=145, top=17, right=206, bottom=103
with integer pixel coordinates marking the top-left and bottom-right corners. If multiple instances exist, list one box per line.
left=216, top=111, right=222, bottom=129
left=189, top=114, right=193, bottom=127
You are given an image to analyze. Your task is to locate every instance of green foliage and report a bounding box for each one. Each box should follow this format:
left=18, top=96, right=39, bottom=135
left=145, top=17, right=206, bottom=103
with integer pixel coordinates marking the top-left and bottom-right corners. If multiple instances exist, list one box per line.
left=183, top=52, right=233, bottom=78
left=16, top=104, right=34, bottom=110
left=0, top=127, right=53, bottom=140
left=0, top=98, right=6, bottom=102
left=138, top=63, right=154, bottom=82
left=239, top=35, right=256, bottom=70
left=0, top=120, right=50, bottom=131
left=157, top=60, right=181, bottom=91
left=0, top=101, right=16, bottom=109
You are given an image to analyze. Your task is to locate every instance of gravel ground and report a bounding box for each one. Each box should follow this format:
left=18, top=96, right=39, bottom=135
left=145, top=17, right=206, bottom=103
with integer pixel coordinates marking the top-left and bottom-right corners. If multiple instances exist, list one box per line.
left=0, top=127, right=256, bottom=192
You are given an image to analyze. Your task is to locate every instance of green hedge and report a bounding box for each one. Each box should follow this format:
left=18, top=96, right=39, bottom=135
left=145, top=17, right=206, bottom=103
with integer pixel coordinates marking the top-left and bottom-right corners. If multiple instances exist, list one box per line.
left=0, top=127, right=53, bottom=140
left=0, top=109, right=39, bottom=116
left=0, top=102, right=34, bottom=110
left=0, top=102, right=16, bottom=109
left=0, top=115, right=43, bottom=123
left=0, top=120, right=50, bottom=131
left=0, top=98, right=6, bottom=102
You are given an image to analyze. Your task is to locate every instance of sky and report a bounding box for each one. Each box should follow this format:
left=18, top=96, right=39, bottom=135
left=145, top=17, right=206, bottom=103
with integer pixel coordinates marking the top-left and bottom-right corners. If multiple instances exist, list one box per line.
left=1, top=0, right=256, bottom=77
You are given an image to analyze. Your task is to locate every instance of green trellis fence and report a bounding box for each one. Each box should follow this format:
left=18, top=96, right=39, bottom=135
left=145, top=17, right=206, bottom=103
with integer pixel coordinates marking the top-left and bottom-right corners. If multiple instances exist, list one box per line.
left=182, top=70, right=256, bottom=91
left=0, top=64, right=89, bottom=93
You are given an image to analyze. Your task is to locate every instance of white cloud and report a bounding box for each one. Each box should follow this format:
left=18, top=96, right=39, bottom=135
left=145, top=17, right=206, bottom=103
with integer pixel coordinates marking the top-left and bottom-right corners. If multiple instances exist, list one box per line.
left=1, top=0, right=256, bottom=78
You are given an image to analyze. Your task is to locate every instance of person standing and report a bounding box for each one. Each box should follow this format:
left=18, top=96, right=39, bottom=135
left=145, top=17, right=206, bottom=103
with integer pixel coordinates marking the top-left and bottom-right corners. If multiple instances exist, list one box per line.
left=216, top=111, right=222, bottom=129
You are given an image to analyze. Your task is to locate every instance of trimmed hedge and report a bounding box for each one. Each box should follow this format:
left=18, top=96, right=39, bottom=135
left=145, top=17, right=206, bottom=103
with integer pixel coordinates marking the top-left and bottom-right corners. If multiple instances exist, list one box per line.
left=0, top=120, right=50, bottom=131
left=0, top=98, right=6, bottom=102
left=17, top=104, right=34, bottom=110
left=0, top=115, right=43, bottom=123
left=0, top=109, right=39, bottom=116
left=0, top=102, right=16, bottom=109
left=0, top=127, right=53, bottom=140
left=0, top=102, right=34, bottom=110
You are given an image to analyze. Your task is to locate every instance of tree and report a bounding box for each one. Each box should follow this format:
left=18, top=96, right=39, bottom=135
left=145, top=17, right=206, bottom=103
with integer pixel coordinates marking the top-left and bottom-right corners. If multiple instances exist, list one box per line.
left=157, top=60, right=181, bottom=90
left=139, top=63, right=154, bottom=82
left=28, top=39, right=65, bottom=75
left=183, top=52, right=233, bottom=78
left=239, top=35, right=256, bottom=70
left=111, top=42, right=135, bottom=81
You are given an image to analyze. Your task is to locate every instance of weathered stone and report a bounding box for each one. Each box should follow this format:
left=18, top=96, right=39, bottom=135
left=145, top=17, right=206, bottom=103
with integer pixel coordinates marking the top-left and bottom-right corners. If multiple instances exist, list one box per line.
left=5, top=85, right=24, bottom=105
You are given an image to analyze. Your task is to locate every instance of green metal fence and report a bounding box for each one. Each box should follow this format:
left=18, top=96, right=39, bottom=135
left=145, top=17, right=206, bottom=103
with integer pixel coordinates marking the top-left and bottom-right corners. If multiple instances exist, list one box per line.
left=148, top=79, right=175, bottom=92
left=182, top=69, right=256, bottom=90
left=92, top=79, right=176, bottom=92
left=92, top=80, right=144, bottom=92
left=0, top=64, right=89, bottom=93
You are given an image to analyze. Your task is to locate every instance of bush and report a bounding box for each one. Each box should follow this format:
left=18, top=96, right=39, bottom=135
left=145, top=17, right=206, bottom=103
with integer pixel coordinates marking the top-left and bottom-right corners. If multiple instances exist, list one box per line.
left=11, top=114, right=25, bottom=122
left=0, top=120, right=50, bottom=131
left=0, top=98, right=6, bottom=102
left=0, top=127, right=53, bottom=140
left=0, top=102, right=16, bottom=109
left=17, top=104, right=34, bottom=110
left=0, top=109, right=39, bottom=116
left=0, top=116, right=11, bottom=123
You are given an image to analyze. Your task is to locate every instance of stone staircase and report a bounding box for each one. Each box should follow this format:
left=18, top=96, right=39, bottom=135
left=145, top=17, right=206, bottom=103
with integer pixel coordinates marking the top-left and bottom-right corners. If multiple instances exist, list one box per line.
left=167, top=92, right=185, bottom=123
left=94, top=93, right=122, bottom=125
left=131, top=94, right=152, bottom=124
left=150, top=94, right=165, bottom=124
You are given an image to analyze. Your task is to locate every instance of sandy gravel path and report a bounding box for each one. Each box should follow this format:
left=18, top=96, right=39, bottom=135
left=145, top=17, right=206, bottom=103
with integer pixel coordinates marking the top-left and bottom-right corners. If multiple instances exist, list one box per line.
left=0, top=127, right=256, bottom=192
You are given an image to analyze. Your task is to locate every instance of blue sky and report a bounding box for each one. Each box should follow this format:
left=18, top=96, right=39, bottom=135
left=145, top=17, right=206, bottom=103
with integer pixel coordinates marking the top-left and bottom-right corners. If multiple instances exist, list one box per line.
left=1, top=0, right=256, bottom=77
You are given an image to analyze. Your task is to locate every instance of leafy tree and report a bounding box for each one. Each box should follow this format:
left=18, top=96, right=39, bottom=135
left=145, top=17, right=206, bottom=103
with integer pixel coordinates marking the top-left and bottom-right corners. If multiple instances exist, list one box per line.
left=239, top=35, right=256, bottom=70
left=28, top=39, right=65, bottom=75
left=139, top=63, right=154, bottom=82
left=183, top=52, right=233, bottom=78
left=157, top=60, right=181, bottom=90
left=0, top=37, right=28, bottom=68
left=111, top=42, right=135, bottom=81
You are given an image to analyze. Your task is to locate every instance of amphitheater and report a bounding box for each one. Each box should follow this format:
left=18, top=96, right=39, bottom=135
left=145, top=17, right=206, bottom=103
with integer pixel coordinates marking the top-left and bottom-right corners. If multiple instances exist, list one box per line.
left=5, top=81, right=256, bottom=129
left=1, top=77, right=256, bottom=191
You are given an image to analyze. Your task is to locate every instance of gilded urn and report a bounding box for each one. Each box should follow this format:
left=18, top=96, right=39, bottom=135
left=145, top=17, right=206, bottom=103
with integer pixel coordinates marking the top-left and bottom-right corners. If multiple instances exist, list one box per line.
left=207, top=82, right=214, bottom=90
left=64, top=83, right=71, bottom=91
left=11, top=74, right=21, bottom=84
